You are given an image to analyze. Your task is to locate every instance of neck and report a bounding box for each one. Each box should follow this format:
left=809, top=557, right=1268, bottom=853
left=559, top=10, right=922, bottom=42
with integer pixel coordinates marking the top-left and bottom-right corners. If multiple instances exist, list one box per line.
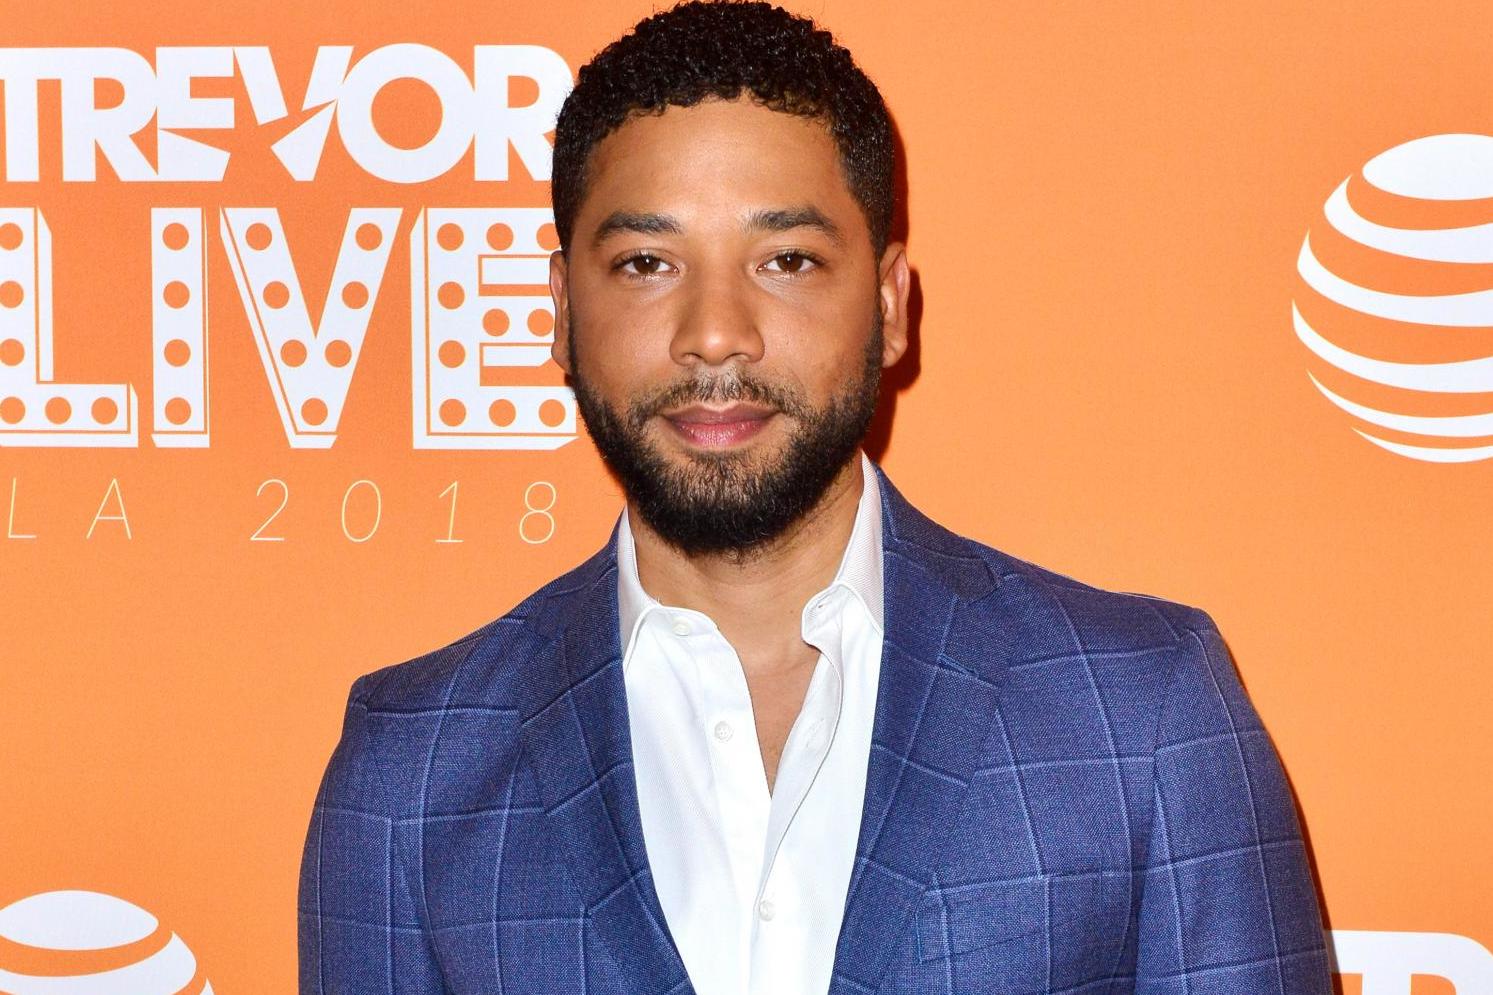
left=628, top=453, right=866, bottom=660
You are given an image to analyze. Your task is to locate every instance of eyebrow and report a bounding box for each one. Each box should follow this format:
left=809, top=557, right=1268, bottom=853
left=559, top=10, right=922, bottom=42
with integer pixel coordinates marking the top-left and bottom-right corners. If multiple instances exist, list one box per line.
left=591, top=210, right=684, bottom=247
left=590, top=205, right=845, bottom=249
left=746, top=206, right=845, bottom=247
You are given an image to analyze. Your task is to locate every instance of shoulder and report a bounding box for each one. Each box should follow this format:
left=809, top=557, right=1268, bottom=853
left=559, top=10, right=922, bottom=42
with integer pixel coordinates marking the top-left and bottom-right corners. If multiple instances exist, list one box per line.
left=886, top=485, right=1238, bottom=751
left=947, top=527, right=1258, bottom=756
left=980, top=537, right=1216, bottom=660
left=972, top=533, right=1225, bottom=713
left=914, top=518, right=1278, bottom=816
left=348, top=542, right=614, bottom=716
left=883, top=475, right=1216, bottom=662
left=313, top=545, right=614, bottom=818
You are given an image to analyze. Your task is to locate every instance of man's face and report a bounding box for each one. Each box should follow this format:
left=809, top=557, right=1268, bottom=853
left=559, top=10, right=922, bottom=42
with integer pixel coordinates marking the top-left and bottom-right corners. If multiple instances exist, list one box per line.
left=549, top=96, right=909, bottom=557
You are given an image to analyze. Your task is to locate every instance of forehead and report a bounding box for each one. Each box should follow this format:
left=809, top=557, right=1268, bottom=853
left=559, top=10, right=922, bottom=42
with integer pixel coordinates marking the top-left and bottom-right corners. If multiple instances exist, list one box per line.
left=579, top=97, right=862, bottom=231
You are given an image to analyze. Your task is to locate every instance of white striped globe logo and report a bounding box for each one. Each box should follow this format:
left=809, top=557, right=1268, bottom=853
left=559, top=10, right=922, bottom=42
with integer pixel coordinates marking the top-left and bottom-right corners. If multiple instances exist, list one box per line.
left=1294, top=133, right=1493, bottom=462
left=0, top=891, right=213, bottom=994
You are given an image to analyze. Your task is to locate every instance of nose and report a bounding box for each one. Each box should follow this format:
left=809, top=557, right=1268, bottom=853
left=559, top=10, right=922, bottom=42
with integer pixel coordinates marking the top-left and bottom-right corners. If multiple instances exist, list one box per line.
left=668, top=268, right=764, bottom=368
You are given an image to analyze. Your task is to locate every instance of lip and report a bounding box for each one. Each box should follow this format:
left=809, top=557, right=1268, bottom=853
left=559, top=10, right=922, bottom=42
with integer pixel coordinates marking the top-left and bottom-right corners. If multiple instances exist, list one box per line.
left=662, top=403, right=776, bottom=448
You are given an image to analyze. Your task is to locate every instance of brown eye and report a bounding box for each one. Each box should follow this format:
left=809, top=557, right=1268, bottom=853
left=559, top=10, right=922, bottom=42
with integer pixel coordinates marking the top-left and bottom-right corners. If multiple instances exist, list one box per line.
left=620, top=254, right=673, bottom=276
left=763, top=252, right=818, bottom=274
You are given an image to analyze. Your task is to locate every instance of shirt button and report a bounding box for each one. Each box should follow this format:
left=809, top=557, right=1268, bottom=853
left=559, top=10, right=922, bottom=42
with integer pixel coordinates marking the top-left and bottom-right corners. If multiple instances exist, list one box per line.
left=671, top=618, right=690, bottom=636
left=757, top=898, right=776, bottom=921
left=713, top=720, right=734, bottom=742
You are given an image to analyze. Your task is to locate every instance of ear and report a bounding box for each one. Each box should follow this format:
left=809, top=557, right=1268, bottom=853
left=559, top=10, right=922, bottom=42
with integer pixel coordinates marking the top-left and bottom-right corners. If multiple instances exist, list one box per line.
left=876, top=240, right=910, bottom=369
left=548, top=249, right=573, bottom=374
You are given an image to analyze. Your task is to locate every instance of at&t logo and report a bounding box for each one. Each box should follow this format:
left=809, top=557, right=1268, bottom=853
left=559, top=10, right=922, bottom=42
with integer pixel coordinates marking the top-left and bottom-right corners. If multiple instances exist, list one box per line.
left=1294, top=133, right=1493, bottom=463
left=0, top=890, right=213, bottom=994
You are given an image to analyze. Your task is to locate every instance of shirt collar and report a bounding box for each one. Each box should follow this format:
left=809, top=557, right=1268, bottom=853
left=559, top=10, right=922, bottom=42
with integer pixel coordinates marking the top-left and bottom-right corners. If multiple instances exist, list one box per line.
left=616, top=450, right=885, bottom=666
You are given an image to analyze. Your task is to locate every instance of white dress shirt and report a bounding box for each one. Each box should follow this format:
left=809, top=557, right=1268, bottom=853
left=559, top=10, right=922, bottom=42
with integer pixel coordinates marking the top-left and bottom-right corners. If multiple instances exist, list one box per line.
left=616, top=450, right=885, bottom=995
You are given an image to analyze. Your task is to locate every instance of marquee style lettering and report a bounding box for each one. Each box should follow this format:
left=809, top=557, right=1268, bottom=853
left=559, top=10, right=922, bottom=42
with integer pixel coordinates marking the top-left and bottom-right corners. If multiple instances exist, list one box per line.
left=220, top=207, right=400, bottom=449
left=0, top=206, right=577, bottom=450
left=151, top=209, right=210, bottom=447
left=0, top=208, right=140, bottom=447
left=409, top=208, right=576, bottom=450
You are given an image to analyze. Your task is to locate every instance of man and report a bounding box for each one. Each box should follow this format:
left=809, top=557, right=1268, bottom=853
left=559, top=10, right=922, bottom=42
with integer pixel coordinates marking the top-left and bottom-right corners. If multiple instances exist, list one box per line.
left=299, top=2, right=1331, bottom=993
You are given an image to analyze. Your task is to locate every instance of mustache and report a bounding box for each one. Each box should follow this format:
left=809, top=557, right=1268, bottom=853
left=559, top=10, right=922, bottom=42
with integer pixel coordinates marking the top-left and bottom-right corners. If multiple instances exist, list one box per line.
left=627, top=371, right=806, bottom=426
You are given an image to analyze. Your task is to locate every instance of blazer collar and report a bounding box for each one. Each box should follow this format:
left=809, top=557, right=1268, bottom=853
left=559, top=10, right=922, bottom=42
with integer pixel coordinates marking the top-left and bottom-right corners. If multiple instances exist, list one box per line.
left=512, top=462, right=1006, bottom=995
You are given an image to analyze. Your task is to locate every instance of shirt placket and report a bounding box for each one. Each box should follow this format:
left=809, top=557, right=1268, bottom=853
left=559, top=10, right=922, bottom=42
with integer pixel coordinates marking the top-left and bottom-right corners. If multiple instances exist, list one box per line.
left=683, top=613, right=772, bottom=995
left=747, top=590, right=848, bottom=995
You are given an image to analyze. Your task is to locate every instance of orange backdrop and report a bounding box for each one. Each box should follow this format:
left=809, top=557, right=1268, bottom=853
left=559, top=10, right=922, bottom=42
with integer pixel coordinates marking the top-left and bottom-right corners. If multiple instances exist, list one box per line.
left=2, top=1, right=1490, bottom=992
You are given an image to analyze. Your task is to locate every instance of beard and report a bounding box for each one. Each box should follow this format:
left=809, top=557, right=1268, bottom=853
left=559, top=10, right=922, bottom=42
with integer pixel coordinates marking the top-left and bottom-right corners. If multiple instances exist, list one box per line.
left=568, top=305, right=883, bottom=559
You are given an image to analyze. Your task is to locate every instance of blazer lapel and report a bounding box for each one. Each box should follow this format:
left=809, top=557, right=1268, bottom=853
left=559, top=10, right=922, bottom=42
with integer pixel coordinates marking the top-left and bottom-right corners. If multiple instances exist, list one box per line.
left=829, top=467, right=1011, bottom=995
left=509, top=466, right=1009, bottom=995
left=513, top=532, right=695, bottom=995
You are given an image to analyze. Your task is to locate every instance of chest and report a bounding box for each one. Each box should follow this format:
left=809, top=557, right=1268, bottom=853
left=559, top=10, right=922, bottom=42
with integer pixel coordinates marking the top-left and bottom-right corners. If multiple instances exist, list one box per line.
left=404, top=714, right=1144, bottom=995
left=741, top=647, right=820, bottom=792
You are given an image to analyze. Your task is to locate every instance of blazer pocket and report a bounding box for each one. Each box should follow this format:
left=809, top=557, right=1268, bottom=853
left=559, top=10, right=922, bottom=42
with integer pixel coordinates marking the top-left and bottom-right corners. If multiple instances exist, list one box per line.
left=914, top=870, right=1131, bottom=962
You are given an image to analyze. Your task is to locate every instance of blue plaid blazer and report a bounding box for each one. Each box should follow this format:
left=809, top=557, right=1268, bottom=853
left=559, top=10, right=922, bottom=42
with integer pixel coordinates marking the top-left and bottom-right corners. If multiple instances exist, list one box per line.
left=299, top=465, right=1331, bottom=994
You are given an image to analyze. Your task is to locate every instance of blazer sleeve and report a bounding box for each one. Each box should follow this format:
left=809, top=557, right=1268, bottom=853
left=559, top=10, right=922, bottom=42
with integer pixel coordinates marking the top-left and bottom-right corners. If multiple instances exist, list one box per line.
left=1135, top=612, right=1332, bottom=994
left=298, top=675, right=448, bottom=995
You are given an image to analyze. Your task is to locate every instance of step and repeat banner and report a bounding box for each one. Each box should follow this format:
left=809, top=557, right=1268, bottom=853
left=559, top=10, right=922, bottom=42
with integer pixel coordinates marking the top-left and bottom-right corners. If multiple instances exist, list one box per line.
left=2, top=0, right=1490, bottom=991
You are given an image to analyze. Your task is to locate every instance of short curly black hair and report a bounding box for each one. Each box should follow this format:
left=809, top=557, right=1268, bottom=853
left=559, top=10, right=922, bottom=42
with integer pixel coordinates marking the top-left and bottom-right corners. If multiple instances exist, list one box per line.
left=551, top=0, right=895, bottom=257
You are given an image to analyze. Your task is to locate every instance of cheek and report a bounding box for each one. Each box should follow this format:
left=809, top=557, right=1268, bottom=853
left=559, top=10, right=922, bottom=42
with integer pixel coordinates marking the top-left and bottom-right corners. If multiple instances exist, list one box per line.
left=762, top=292, right=874, bottom=383
left=575, top=335, right=670, bottom=405
left=569, top=285, right=677, bottom=386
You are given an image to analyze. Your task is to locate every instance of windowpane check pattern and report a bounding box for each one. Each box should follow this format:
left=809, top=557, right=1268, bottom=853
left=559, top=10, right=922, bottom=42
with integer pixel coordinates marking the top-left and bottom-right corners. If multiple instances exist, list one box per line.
left=300, top=463, right=1331, bottom=995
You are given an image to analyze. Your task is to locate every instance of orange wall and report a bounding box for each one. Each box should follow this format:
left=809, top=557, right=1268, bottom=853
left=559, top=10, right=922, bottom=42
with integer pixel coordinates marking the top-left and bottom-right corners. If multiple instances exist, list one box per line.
left=2, top=1, right=1489, bottom=990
